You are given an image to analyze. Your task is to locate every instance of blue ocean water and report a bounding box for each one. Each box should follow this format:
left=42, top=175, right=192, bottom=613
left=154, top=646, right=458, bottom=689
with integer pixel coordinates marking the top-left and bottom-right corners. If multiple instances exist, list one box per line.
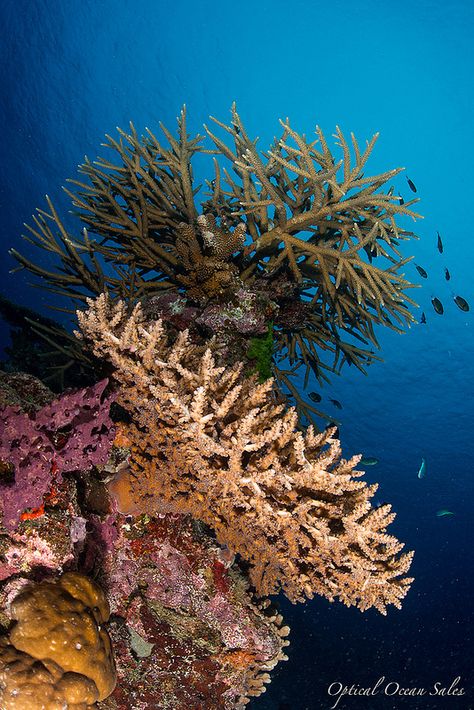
left=0, top=1, right=472, bottom=708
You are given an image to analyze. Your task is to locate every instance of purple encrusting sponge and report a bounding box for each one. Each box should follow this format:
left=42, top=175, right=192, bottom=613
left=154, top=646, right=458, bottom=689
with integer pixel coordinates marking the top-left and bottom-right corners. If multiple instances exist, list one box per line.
left=0, top=379, right=115, bottom=530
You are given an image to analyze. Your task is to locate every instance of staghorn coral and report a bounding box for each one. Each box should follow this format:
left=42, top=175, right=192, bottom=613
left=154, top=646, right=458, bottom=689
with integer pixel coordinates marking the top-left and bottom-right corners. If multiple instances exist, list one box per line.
left=10, top=106, right=421, bottom=421
left=0, top=572, right=116, bottom=709
left=76, top=295, right=414, bottom=613
left=203, top=108, right=420, bottom=365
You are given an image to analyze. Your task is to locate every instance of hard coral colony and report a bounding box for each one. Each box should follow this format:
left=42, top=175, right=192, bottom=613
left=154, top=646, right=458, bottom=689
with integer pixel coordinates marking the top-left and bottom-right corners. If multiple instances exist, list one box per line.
left=77, top=294, right=413, bottom=611
left=10, top=104, right=420, bottom=418
left=0, top=106, right=418, bottom=708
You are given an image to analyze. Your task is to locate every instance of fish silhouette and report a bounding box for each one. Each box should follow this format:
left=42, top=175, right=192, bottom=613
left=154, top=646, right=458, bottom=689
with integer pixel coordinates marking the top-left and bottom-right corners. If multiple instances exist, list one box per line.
left=415, top=264, right=428, bottom=278
left=406, top=176, right=417, bottom=193
left=437, top=232, right=443, bottom=253
left=417, top=458, right=427, bottom=479
left=431, top=297, right=444, bottom=315
left=454, top=295, right=469, bottom=312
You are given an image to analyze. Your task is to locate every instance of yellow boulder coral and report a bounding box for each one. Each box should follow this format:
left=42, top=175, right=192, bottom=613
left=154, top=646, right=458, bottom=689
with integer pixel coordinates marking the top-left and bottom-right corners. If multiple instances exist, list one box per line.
left=0, top=573, right=116, bottom=709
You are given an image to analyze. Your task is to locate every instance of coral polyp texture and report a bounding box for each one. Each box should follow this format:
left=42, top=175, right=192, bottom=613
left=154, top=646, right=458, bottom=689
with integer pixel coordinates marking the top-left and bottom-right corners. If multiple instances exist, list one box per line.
left=0, top=572, right=116, bottom=709
left=77, top=294, right=414, bottom=613
left=11, top=105, right=421, bottom=418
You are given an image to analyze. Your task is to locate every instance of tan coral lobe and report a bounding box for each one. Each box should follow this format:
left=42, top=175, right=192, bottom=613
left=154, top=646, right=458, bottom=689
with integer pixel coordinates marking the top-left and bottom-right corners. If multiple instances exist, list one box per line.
left=0, top=572, right=116, bottom=709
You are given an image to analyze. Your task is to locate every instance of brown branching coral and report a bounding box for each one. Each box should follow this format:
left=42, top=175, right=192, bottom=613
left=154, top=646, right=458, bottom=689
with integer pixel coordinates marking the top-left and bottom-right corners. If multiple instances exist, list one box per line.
left=76, top=295, right=414, bottom=613
left=203, top=107, right=421, bottom=391
left=174, top=215, right=246, bottom=301
left=9, top=112, right=204, bottom=305
left=10, top=106, right=421, bottom=420
left=0, top=572, right=116, bottom=709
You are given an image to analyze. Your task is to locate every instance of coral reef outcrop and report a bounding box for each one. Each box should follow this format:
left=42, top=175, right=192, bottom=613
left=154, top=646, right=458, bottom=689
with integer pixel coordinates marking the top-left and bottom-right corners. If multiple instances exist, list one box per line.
left=3, top=102, right=421, bottom=705
left=94, top=513, right=289, bottom=709
left=0, top=373, right=290, bottom=708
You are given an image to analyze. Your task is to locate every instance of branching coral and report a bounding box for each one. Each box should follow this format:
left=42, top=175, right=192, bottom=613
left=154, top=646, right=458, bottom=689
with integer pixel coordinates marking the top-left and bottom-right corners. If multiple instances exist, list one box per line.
left=76, top=295, right=413, bottom=613
left=0, top=572, right=116, bottom=709
left=174, top=215, right=247, bottom=301
left=10, top=106, right=421, bottom=419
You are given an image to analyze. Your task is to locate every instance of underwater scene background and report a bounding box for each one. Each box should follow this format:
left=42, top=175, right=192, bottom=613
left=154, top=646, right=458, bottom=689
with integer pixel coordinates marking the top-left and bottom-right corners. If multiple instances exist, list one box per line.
left=0, top=0, right=473, bottom=708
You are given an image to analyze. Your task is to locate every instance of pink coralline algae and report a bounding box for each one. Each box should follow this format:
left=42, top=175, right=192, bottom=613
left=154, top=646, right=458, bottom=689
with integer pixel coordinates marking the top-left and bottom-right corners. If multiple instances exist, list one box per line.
left=0, top=379, right=115, bottom=530
left=0, top=475, right=85, bottom=624
left=92, top=513, right=289, bottom=709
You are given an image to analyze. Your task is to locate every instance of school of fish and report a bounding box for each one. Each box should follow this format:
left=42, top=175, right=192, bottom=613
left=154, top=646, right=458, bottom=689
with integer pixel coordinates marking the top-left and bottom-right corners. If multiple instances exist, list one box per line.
left=307, top=174, right=469, bottom=416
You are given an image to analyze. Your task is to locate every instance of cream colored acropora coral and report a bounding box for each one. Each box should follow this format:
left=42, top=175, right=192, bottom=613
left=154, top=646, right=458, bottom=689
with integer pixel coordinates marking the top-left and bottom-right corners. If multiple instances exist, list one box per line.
left=76, top=294, right=414, bottom=613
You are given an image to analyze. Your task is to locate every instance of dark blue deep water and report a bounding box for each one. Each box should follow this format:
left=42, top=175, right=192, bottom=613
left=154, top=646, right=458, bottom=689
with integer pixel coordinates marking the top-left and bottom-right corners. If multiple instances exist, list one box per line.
left=1, top=1, right=473, bottom=708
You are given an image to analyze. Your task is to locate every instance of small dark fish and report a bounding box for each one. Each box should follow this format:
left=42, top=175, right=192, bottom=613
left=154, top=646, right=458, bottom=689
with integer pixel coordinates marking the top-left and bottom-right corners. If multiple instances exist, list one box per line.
left=420, top=312, right=426, bottom=324
left=437, top=231, right=443, bottom=253
left=360, top=456, right=379, bottom=466
left=415, top=264, right=428, bottom=278
left=417, top=457, right=427, bottom=479
left=329, top=398, right=343, bottom=409
left=454, top=295, right=469, bottom=312
left=444, top=268, right=451, bottom=281
left=431, top=297, right=444, bottom=315
left=406, top=176, right=417, bottom=193
left=398, top=192, right=404, bottom=205
left=308, top=391, right=322, bottom=403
